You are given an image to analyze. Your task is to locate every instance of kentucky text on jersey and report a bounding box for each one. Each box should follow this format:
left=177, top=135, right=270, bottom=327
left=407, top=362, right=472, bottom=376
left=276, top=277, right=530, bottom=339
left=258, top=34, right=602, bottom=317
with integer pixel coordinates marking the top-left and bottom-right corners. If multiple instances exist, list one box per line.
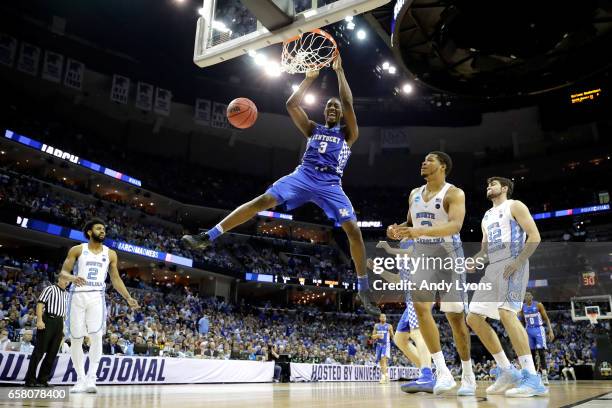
left=301, top=124, right=351, bottom=177
left=523, top=303, right=544, bottom=328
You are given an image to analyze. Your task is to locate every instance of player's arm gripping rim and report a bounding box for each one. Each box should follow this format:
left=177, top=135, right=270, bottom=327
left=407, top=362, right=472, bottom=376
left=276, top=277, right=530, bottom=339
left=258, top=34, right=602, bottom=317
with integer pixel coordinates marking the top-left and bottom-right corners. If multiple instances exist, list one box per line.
left=286, top=70, right=318, bottom=137
left=59, top=245, right=86, bottom=286
left=108, top=250, right=139, bottom=309
left=332, top=53, right=358, bottom=146
left=537, top=302, right=555, bottom=342
left=502, top=200, right=541, bottom=279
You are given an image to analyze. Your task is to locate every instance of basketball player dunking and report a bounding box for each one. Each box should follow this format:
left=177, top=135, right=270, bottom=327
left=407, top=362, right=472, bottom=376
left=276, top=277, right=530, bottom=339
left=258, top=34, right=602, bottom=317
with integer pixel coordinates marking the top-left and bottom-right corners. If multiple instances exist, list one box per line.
left=519, top=291, right=554, bottom=385
left=387, top=152, right=475, bottom=396
left=182, top=53, right=380, bottom=315
left=467, top=177, right=548, bottom=397
left=59, top=219, right=139, bottom=393
left=372, top=313, right=393, bottom=384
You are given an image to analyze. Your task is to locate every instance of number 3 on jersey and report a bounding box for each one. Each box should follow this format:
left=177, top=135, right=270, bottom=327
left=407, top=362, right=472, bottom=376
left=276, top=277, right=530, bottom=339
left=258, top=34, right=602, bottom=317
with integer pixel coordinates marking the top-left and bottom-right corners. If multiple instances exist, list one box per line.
left=318, top=141, right=328, bottom=153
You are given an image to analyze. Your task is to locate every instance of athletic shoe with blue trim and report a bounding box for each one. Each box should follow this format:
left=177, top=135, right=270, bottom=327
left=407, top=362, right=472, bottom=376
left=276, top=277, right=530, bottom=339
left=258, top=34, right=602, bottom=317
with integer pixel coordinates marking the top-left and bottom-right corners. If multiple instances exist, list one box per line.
left=505, top=369, right=549, bottom=398
left=457, top=372, right=477, bottom=396
left=486, top=366, right=522, bottom=394
left=400, top=367, right=434, bottom=394
left=433, top=369, right=457, bottom=395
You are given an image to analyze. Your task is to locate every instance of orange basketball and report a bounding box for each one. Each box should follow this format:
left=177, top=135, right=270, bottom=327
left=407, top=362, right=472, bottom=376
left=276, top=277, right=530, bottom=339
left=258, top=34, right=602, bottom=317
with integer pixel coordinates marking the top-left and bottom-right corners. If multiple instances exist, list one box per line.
left=227, top=97, right=258, bottom=129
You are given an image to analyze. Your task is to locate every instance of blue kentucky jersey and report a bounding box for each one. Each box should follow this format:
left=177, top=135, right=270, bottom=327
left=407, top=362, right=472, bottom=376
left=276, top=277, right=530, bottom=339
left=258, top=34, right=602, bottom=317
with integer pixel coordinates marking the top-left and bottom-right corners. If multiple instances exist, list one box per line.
left=523, top=302, right=543, bottom=328
left=300, top=123, right=351, bottom=177
left=375, top=323, right=390, bottom=345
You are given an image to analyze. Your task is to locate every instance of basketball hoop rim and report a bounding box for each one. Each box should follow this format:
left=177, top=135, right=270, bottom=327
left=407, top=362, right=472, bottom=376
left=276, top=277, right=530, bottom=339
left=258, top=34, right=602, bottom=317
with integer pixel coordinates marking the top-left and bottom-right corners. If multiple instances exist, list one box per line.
left=282, top=28, right=339, bottom=71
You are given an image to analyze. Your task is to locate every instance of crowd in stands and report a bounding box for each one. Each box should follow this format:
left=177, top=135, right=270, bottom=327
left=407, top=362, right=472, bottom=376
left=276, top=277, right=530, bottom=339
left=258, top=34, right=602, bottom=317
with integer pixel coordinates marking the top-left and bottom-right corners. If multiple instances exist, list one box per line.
left=1, top=253, right=603, bottom=383
left=0, top=168, right=354, bottom=283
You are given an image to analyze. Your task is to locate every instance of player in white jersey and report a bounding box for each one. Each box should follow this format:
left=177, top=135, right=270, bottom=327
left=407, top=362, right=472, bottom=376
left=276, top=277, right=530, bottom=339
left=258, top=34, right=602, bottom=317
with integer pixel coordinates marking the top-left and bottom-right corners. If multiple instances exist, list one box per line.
left=59, top=218, right=139, bottom=394
left=387, top=152, right=475, bottom=396
left=466, top=177, right=548, bottom=397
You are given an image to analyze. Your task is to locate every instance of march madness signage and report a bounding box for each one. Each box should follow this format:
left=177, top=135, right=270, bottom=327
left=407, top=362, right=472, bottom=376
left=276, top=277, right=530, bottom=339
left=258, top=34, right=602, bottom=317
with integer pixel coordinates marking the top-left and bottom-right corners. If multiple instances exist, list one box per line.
left=0, top=352, right=273, bottom=384
left=290, top=363, right=419, bottom=382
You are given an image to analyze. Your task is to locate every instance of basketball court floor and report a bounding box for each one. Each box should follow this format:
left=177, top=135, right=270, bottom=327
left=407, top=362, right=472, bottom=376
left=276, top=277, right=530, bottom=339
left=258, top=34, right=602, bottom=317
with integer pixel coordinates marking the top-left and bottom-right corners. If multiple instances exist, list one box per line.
left=3, top=381, right=611, bottom=408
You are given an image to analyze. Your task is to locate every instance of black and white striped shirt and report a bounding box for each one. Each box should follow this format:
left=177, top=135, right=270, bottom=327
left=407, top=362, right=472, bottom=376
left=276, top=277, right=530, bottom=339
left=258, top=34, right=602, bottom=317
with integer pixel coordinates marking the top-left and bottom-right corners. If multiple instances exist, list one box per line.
left=38, top=285, right=68, bottom=317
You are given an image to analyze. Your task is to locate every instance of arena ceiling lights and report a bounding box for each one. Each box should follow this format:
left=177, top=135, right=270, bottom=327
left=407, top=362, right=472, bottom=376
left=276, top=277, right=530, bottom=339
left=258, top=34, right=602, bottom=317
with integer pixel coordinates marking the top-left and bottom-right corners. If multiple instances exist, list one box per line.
left=380, top=0, right=612, bottom=97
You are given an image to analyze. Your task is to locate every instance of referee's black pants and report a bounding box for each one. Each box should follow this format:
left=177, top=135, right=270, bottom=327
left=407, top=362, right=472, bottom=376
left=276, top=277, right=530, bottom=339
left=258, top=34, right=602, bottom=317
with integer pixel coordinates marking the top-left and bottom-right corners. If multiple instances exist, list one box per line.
left=24, top=314, right=64, bottom=384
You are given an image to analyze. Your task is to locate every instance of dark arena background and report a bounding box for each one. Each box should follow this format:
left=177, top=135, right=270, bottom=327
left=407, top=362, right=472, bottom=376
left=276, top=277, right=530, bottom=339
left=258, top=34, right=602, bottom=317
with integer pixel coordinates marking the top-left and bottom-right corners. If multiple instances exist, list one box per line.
left=0, top=1, right=611, bottom=407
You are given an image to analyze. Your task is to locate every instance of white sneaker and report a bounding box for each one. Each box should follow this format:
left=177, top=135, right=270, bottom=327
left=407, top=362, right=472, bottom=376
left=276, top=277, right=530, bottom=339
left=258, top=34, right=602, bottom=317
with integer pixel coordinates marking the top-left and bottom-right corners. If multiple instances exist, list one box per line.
left=70, top=380, right=87, bottom=394
left=542, top=372, right=549, bottom=385
left=457, top=373, right=477, bottom=396
left=505, top=369, right=549, bottom=398
left=385, top=374, right=390, bottom=384
left=85, top=377, right=97, bottom=394
left=487, top=366, right=522, bottom=395
left=433, top=370, right=457, bottom=395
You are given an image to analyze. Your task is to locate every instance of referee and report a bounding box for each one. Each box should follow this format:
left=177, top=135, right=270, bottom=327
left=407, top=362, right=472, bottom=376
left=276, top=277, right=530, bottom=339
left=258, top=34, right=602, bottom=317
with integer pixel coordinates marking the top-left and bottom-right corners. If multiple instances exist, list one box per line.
left=24, top=274, right=69, bottom=387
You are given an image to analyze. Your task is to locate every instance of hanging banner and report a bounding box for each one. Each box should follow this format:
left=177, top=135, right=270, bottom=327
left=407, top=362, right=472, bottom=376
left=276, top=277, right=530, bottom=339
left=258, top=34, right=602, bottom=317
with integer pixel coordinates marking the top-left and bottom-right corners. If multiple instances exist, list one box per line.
left=110, top=74, right=130, bottom=104
left=64, top=58, right=84, bottom=90
left=212, top=102, right=230, bottom=129
left=135, top=82, right=154, bottom=111
left=0, top=34, right=17, bottom=67
left=154, top=87, right=172, bottom=116
left=381, top=128, right=411, bottom=149
left=194, top=98, right=212, bottom=126
left=0, top=352, right=274, bottom=384
left=41, top=50, right=64, bottom=83
left=16, top=42, right=40, bottom=76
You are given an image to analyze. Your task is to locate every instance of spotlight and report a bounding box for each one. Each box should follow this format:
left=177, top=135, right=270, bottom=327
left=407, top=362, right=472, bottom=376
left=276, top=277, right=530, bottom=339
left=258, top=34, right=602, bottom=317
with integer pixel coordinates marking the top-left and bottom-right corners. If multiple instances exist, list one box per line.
left=291, top=84, right=299, bottom=92
left=254, top=53, right=267, bottom=66
left=382, top=62, right=390, bottom=70
left=305, top=94, right=316, bottom=104
left=248, top=50, right=257, bottom=58
left=345, top=16, right=353, bottom=22
left=388, top=66, right=396, bottom=74
left=265, top=61, right=281, bottom=77
left=356, top=30, right=366, bottom=40
left=402, top=83, right=413, bottom=94
left=346, top=22, right=355, bottom=30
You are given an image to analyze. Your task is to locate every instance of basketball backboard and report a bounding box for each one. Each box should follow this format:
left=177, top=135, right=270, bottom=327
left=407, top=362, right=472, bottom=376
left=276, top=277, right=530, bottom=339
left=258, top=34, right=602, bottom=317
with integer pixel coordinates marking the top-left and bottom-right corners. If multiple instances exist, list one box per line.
left=194, top=0, right=391, bottom=68
left=571, top=295, right=612, bottom=322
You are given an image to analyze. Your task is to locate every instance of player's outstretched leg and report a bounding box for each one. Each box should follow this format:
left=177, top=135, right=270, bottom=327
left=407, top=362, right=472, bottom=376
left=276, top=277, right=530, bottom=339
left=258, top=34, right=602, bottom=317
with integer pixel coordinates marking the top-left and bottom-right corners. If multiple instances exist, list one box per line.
left=341, top=220, right=380, bottom=316
left=182, top=194, right=277, bottom=249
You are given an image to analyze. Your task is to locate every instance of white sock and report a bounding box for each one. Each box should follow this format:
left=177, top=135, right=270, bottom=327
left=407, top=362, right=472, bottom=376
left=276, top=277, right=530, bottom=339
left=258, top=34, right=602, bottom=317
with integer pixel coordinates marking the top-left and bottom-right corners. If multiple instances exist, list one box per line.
left=461, top=360, right=474, bottom=376
left=432, top=352, right=449, bottom=373
left=492, top=351, right=512, bottom=370
left=70, top=337, right=85, bottom=380
left=518, top=354, right=537, bottom=375
left=88, top=332, right=103, bottom=381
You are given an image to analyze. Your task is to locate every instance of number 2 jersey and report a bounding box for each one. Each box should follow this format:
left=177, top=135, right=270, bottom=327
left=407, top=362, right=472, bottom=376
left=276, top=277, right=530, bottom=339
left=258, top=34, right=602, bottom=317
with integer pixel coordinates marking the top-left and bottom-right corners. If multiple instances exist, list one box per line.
left=71, top=243, right=110, bottom=292
left=481, top=199, right=526, bottom=264
left=409, top=182, right=462, bottom=246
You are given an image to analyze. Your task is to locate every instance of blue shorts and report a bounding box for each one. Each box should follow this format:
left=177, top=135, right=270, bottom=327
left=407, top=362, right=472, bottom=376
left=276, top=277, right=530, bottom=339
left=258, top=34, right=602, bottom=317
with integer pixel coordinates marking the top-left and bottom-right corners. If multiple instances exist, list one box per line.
left=527, top=326, right=547, bottom=350
left=397, top=302, right=419, bottom=333
left=375, top=343, right=391, bottom=363
left=266, top=166, right=356, bottom=224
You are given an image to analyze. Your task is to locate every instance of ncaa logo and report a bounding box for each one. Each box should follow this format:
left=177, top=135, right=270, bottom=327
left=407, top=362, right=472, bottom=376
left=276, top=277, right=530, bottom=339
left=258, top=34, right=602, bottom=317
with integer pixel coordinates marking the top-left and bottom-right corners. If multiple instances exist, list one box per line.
left=415, top=196, right=421, bottom=203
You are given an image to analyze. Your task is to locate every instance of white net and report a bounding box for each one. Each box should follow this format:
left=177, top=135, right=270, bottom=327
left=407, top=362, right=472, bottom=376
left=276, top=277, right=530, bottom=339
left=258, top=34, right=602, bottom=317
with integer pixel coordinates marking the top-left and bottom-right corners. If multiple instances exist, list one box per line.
left=281, top=29, right=338, bottom=74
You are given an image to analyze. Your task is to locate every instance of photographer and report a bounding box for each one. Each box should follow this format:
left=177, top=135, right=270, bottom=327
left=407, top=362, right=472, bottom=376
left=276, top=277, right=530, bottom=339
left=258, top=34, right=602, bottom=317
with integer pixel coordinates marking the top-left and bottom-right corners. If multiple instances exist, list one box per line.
left=267, top=344, right=282, bottom=382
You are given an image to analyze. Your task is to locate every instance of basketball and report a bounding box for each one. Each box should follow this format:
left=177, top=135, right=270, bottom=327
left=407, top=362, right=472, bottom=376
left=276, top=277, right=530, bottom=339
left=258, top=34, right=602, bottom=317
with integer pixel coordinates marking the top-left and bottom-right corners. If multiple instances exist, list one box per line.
left=227, top=98, right=258, bottom=129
